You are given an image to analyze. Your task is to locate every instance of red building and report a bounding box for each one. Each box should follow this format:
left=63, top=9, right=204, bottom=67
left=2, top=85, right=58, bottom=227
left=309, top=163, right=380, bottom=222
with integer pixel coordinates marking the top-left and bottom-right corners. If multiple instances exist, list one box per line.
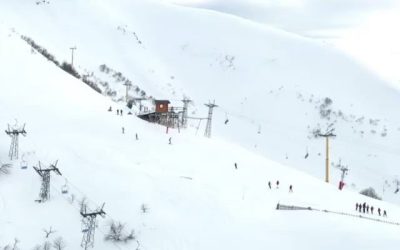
left=154, top=100, right=170, bottom=113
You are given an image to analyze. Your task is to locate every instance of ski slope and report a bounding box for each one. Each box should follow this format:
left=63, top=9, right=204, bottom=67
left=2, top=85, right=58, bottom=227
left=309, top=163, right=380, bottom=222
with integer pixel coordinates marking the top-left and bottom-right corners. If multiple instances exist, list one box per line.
left=1, top=1, right=400, bottom=249
left=1, top=0, right=399, bottom=205
left=1, top=21, right=400, bottom=250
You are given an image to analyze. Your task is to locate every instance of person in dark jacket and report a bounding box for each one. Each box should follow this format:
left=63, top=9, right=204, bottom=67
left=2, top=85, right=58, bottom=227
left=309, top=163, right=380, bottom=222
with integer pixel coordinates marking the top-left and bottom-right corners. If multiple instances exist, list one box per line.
left=356, top=203, right=359, bottom=211
left=378, top=208, right=381, bottom=216
left=276, top=180, right=280, bottom=189
left=268, top=181, right=272, bottom=189
left=289, top=185, right=293, bottom=193
left=383, top=210, right=387, bottom=217
left=370, top=206, right=374, bottom=215
left=362, top=202, right=366, bottom=213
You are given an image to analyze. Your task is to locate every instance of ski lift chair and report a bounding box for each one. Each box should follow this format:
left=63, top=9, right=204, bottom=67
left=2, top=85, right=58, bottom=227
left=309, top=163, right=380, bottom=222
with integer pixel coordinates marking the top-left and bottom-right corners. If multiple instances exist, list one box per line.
left=61, top=180, right=69, bottom=194
left=20, top=160, right=28, bottom=169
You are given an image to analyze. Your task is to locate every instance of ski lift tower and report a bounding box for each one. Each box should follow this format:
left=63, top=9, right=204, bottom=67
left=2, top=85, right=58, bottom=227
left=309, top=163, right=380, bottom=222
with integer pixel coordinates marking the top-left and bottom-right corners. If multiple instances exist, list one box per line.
left=204, top=101, right=218, bottom=138
left=5, top=122, right=27, bottom=160
left=317, top=129, right=336, bottom=183
left=123, top=81, right=132, bottom=103
left=33, top=161, right=62, bottom=202
left=80, top=203, right=106, bottom=249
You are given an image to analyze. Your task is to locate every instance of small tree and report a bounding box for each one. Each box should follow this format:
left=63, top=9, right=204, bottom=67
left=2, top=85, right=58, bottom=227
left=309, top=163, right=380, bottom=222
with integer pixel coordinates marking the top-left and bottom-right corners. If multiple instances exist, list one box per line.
left=0, top=163, right=11, bottom=175
left=53, top=237, right=66, bottom=250
left=61, top=62, right=81, bottom=79
left=42, top=241, right=51, bottom=250
left=105, top=220, right=135, bottom=243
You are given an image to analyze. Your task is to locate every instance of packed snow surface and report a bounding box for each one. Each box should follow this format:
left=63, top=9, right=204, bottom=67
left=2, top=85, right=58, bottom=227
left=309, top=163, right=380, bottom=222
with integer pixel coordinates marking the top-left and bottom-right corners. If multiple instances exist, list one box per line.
left=1, top=1, right=400, bottom=249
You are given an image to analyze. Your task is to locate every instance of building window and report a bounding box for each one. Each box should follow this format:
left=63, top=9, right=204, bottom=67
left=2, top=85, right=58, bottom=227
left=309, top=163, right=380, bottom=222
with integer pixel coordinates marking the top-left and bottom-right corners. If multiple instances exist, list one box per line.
left=159, top=104, right=164, bottom=109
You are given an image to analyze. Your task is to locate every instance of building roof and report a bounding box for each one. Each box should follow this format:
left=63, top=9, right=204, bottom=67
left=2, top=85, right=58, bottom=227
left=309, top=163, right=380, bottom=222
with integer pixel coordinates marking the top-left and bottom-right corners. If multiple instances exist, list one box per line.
left=154, top=100, right=170, bottom=104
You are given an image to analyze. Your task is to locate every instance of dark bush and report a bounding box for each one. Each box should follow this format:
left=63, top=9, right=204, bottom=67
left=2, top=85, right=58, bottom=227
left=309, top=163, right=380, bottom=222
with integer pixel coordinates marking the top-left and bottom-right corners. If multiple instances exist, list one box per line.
left=360, top=187, right=382, bottom=200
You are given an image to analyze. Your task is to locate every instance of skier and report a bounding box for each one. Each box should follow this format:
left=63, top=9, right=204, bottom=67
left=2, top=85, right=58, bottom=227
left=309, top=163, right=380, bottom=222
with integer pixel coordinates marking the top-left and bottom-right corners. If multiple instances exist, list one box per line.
left=120, top=110, right=123, bottom=116
left=289, top=185, right=293, bottom=193
left=169, top=137, right=172, bottom=145
left=383, top=210, right=387, bottom=217
left=362, top=202, right=366, bottom=213
left=358, top=203, right=362, bottom=213
left=378, top=208, right=381, bottom=216
left=135, top=133, right=139, bottom=140
left=122, top=127, right=125, bottom=134
left=276, top=180, right=280, bottom=189
left=268, top=181, right=272, bottom=189
left=108, top=106, right=112, bottom=112
left=370, top=206, right=374, bottom=215
left=234, top=163, right=238, bottom=170
left=355, top=203, right=359, bottom=211
left=366, top=205, right=369, bottom=214
left=117, top=109, right=120, bottom=115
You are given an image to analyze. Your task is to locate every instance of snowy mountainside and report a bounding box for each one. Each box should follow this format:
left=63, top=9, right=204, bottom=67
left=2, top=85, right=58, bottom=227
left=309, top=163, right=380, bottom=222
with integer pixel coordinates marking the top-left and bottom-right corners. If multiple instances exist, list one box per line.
left=1, top=7, right=400, bottom=249
left=1, top=0, right=400, bottom=203
left=1, top=26, right=400, bottom=249
left=1, top=0, right=399, bottom=205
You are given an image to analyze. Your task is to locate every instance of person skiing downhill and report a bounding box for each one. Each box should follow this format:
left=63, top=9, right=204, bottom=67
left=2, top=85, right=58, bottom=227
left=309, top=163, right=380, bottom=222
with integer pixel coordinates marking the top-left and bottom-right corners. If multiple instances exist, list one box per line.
left=355, top=203, right=359, bottom=211
left=276, top=180, right=280, bottom=189
left=289, top=185, right=293, bottom=193
left=234, top=163, right=238, bottom=170
left=268, top=181, right=272, bottom=189
left=378, top=208, right=381, bottom=216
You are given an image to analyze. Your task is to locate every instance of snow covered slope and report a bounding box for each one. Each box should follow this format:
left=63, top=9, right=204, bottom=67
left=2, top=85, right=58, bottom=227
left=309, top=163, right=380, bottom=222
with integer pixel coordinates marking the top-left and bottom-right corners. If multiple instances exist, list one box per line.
left=1, top=0, right=400, bottom=203
left=1, top=1, right=400, bottom=249
left=1, top=0, right=399, bottom=205
left=1, top=19, right=400, bottom=249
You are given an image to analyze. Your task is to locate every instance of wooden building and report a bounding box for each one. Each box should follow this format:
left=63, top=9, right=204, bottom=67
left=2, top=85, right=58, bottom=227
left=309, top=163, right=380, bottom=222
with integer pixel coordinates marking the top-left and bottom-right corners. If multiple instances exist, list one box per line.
left=154, top=100, right=170, bottom=113
left=138, top=99, right=182, bottom=128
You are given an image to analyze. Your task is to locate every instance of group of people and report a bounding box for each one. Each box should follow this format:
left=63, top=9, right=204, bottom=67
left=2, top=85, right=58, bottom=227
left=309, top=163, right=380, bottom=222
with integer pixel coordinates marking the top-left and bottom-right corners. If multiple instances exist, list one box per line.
left=267, top=180, right=293, bottom=193
left=355, top=202, right=387, bottom=217
left=108, top=106, right=124, bottom=116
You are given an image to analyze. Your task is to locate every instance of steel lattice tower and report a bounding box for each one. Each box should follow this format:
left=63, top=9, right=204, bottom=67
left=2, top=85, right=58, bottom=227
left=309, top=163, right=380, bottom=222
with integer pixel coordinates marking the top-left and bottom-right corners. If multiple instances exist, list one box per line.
left=5, top=123, right=27, bottom=160
left=33, top=161, right=62, bottom=202
left=181, top=98, right=191, bottom=128
left=204, top=101, right=218, bottom=138
left=80, top=203, right=106, bottom=249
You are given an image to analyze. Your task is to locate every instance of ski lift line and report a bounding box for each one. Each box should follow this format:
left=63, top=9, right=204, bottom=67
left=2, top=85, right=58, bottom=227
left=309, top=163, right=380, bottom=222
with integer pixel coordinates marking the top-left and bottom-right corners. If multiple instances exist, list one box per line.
left=215, top=105, right=300, bottom=133
left=218, top=104, right=400, bottom=157
left=47, top=181, right=127, bottom=250
left=51, top=175, right=121, bottom=224
left=187, top=116, right=207, bottom=120
left=338, top=135, right=400, bottom=158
